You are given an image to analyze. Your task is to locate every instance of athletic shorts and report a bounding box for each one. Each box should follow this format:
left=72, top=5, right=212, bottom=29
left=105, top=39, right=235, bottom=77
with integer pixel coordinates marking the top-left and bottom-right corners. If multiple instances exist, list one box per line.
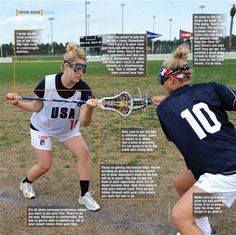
left=194, top=172, right=236, bottom=208
left=30, top=129, right=81, bottom=151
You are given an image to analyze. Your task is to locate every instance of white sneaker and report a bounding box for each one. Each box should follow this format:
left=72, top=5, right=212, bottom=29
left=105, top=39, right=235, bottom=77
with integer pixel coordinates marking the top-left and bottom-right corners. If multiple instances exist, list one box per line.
left=78, top=192, right=100, bottom=211
left=20, top=180, right=36, bottom=199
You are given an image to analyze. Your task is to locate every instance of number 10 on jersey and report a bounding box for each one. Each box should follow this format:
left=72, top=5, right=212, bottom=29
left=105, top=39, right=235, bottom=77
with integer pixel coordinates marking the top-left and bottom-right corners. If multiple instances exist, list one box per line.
left=181, top=102, right=221, bottom=140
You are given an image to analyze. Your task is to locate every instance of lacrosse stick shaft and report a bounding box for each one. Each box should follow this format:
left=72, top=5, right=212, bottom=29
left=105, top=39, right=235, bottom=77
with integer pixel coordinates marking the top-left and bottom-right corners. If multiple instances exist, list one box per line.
left=21, top=96, right=86, bottom=105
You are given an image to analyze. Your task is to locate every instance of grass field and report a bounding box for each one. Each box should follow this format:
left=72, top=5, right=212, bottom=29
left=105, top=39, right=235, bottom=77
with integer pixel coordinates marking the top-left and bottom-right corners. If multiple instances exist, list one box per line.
left=1, top=58, right=236, bottom=83
left=1, top=58, right=236, bottom=235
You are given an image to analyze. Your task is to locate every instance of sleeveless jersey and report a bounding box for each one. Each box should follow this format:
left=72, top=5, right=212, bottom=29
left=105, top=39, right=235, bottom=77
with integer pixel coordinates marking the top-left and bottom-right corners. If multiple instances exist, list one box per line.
left=31, top=74, right=82, bottom=139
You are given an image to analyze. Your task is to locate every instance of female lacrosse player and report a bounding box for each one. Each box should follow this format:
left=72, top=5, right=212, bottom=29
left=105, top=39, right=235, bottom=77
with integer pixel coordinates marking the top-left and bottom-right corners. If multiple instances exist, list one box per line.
left=6, top=43, right=100, bottom=211
left=152, top=45, right=236, bottom=235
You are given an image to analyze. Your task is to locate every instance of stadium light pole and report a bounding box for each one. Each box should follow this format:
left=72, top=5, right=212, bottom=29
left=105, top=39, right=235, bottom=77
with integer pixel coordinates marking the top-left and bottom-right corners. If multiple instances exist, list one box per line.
left=0, top=45, right=3, bottom=57
left=87, top=14, right=91, bottom=35
left=121, top=3, right=125, bottom=34
left=169, top=18, right=172, bottom=41
left=85, top=0, right=90, bottom=36
left=199, top=5, right=205, bottom=14
left=47, top=34, right=50, bottom=55
left=229, top=4, right=236, bottom=52
left=153, top=16, right=156, bottom=32
left=48, top=17, right=55, bottom=55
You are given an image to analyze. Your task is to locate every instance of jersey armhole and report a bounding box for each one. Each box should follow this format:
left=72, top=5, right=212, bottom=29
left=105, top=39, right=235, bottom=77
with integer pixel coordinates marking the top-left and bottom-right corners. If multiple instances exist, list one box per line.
left=226, top=86, right=236, bottom=110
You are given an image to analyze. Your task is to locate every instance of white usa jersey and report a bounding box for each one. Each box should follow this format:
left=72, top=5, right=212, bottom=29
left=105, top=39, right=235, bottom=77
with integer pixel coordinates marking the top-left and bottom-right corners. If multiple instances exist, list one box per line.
left=30, top=74, right=82, bottom=139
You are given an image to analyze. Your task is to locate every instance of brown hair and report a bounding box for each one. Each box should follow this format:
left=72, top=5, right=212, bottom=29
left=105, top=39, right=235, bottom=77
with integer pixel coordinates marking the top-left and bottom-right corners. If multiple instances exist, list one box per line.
left=63, top=43, right=86, bottom=63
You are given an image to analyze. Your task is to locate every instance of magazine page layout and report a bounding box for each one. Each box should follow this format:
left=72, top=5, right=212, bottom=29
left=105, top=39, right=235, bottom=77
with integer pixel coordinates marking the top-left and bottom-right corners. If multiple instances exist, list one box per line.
left=1, top=0, right=236, bottom=234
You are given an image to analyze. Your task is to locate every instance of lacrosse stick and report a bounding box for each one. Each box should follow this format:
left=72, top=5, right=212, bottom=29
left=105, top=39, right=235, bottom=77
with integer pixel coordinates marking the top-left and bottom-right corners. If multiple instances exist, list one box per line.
left=98, top=92, right=133, bottom=116
left=132, top=95, right=152, bottom=111
left=131, top=87, right=153, bottom=113
left=21, top=92, right=133, bottom=117
left=20, top=92, right=153, bottom=117
left=21, top=96, right=86, bottom=105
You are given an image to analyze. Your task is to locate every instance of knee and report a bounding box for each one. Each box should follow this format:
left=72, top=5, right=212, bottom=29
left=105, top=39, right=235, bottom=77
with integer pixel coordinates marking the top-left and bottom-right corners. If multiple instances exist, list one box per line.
left=173, top=175, right=184, bottom=195
left=172, top=206, right=193, bottom=231
left=172, top=206, right=185, bottom=230
left=174, top=171, right=195, bottom=196
left=173, top=175, right=180, bottom=189
left=38, top=163, right=51, bottom=174
left=172, top=205, right=180, bottom=224
left=77, top=145, right=90, bottom=161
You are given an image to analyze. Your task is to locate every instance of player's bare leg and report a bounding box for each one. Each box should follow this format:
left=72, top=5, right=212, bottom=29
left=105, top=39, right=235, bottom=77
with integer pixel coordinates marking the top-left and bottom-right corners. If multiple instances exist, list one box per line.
left=62, top=135, right=100, bottom=211
left=174, top=169, right=196, bottom=196
left=20, top=149, right=52, bottom=198
left=62, top=136, right=90, bottom=180
left=27, top=149, right=52, bottom=181
left=174, top=170, right=214, bottom=235
left=172, top=185, right=206, bottom=235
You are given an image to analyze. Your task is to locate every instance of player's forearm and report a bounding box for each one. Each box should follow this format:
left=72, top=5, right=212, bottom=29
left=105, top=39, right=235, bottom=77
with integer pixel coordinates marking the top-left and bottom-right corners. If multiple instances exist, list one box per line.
left=80, top=105, right=93, bottom=127
left=15, top=100, right=42, bottom=112
left=6, top=93, right=43, bottom=112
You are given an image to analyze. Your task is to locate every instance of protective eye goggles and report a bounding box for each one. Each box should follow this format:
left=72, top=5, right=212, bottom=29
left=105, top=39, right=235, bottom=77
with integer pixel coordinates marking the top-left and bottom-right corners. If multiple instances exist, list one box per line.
left=159, top=64, right=191, bottom=85
left=64, top=60, right=87, bottom=73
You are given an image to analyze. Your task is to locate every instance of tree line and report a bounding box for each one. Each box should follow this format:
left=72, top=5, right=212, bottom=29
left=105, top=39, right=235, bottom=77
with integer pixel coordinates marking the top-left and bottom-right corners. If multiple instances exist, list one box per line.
left=1, top=42, right=68, bottom=57
left=1, top=35, right=236, bottom=57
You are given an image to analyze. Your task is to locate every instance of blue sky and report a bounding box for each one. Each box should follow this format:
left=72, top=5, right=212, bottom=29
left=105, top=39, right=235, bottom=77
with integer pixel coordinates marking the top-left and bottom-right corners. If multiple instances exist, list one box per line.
left=0, top=0, right=235, bottom=44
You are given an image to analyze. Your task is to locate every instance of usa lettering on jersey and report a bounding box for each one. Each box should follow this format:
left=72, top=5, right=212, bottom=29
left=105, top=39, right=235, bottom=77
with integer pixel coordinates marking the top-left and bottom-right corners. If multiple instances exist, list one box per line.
left=51, top=107, right=75, bottom=119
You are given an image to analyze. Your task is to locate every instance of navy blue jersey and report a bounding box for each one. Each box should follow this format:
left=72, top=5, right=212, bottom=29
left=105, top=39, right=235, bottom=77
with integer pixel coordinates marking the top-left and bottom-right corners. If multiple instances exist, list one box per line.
left=157, top=82, right=236, bottom=179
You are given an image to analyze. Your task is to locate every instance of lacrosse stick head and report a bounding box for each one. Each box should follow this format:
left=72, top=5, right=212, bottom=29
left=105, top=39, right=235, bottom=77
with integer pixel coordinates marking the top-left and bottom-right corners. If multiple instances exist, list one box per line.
left=132, top=96, right=152, bottom=111
left=99, top=92, right=133, bottom=117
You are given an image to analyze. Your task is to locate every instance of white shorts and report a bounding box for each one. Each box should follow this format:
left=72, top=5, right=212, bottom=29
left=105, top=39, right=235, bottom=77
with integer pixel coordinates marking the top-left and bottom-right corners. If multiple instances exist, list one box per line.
left=194, top=173, right=236, bottom=207
left=30, top=129, right=81, bottom=150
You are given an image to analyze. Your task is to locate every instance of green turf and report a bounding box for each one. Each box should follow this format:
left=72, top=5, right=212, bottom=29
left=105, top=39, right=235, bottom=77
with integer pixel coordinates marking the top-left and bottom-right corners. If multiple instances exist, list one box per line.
left=1, top=59, right=235, bottom=83
left=0, top=59, right=236, bottom=97
left=15, top=55, right=62, bottom=61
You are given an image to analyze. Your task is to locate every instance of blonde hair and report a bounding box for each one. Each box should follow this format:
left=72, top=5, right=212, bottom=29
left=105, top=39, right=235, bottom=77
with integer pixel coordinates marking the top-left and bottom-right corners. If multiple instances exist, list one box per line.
left=162, top=45, right=192, bottom=81
left=63, top=43, right=86, bottom=63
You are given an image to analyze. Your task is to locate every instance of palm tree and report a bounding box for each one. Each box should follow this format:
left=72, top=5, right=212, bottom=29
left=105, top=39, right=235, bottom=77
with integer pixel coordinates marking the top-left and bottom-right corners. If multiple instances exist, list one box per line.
left=229, top=4, right=236, bottom=51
